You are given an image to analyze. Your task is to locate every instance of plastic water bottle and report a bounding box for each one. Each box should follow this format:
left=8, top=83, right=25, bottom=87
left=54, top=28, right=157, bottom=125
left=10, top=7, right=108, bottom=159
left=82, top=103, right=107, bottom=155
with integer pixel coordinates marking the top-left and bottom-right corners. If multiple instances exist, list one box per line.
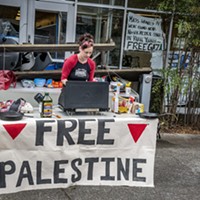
left=125, top=85, right=131, bottom=95
left=112, top=92, right=119, bottom=113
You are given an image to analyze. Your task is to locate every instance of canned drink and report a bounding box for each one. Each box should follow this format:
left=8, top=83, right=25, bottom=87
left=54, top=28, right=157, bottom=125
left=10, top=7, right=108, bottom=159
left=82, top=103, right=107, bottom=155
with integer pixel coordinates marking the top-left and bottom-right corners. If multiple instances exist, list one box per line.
left=139, top=103, right=144, bottom=113
left=132, top=102, right=144, bottom=114
left=125, top=87, right=131, bottom=95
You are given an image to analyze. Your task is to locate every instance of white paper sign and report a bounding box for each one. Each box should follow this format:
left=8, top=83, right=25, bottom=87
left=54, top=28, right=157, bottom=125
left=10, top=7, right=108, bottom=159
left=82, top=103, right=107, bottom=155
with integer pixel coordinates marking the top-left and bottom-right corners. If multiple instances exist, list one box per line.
left=125, top=12, right=164, bottom=51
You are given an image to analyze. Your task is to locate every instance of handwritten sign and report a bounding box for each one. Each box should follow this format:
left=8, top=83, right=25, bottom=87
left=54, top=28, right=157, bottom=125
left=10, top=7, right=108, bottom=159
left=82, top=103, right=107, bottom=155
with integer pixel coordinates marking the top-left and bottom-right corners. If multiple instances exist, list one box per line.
left=125, top=12, right=164, bottom=51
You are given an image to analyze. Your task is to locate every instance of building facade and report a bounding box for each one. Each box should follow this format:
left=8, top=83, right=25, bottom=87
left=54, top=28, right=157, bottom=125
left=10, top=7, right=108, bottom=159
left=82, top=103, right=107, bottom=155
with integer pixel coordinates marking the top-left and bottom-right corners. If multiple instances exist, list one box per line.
left=0, top=0, right=172, bottom=69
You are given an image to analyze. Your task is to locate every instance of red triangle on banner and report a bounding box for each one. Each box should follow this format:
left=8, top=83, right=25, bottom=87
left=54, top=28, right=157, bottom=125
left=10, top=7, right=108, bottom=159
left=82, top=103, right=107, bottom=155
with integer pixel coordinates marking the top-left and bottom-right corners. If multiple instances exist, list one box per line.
left=3, top=124, right=27, bottom=140
left=127, top=124, right=148, bottom=143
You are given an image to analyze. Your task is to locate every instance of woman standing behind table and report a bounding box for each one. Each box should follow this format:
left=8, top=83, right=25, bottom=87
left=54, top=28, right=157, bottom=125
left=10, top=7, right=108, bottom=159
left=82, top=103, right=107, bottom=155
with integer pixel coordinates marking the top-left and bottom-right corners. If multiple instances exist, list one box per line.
left=61, top=33, right=96, bottom=85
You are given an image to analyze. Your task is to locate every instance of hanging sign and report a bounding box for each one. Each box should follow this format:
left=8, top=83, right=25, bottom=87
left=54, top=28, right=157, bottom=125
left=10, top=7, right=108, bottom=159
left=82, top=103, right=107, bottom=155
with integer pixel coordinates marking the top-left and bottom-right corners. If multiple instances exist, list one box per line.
left=125, top=12, right=164, bottom=51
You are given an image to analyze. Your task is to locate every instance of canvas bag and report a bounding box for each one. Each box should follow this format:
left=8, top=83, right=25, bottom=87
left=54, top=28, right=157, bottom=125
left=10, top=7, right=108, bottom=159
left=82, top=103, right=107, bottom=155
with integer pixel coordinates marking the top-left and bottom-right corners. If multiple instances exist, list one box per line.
left=0, top=46, right=17, bottom=90
left=0, top=70, right=17, bottom=90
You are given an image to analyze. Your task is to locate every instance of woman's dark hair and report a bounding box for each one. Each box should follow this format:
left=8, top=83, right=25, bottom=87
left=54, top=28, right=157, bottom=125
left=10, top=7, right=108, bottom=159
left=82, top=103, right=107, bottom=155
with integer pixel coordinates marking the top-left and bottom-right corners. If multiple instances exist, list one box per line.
left=78, top=33, right=94, bottom=50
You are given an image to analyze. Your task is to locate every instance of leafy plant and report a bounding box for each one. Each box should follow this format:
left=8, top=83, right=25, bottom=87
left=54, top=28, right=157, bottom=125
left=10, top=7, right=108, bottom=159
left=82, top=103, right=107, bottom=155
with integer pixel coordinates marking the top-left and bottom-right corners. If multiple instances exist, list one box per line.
left=149, top=0, right=200, bottom=131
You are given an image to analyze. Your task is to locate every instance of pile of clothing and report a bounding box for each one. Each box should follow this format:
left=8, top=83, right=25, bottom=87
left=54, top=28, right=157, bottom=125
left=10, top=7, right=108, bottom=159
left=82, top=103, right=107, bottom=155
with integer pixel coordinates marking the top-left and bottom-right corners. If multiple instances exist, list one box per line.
left=0, top=98, right=33, bottom=113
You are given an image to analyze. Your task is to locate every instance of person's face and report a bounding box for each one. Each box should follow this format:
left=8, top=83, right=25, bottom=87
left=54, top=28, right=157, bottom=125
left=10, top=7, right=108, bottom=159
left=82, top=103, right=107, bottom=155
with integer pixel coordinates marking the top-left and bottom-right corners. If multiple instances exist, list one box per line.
left=79, top=46, right=93, bottom=59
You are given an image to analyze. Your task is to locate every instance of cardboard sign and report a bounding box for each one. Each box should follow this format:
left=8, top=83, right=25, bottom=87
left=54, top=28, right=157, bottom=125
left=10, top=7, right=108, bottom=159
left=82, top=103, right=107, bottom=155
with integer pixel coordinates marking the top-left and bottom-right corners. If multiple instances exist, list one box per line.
left=125, top=12, right=164, bottom=51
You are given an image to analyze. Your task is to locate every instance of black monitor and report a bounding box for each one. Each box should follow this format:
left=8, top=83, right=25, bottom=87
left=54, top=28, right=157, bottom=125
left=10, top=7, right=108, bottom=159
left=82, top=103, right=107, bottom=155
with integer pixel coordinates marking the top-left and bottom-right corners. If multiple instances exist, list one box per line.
left=58, top=81, right=109, bottom=112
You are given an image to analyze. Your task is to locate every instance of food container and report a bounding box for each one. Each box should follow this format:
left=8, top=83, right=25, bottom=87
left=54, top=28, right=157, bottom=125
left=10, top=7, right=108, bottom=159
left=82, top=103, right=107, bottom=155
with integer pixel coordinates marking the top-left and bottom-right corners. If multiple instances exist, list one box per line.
left=34, top=78, right=46, bottom=87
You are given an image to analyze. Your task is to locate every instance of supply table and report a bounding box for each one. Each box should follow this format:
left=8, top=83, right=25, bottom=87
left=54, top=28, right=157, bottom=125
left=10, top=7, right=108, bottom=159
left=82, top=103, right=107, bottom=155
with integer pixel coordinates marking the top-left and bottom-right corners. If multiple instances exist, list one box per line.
left=0, top=109, right=158, bottom=194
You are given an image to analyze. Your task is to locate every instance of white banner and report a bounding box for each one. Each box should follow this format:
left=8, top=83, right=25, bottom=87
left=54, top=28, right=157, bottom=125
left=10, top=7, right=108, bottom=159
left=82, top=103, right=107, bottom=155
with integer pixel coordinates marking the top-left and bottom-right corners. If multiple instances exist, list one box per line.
left=125, top=12, right=163, bottom=51
left=0, top=117, right=158, bottom=194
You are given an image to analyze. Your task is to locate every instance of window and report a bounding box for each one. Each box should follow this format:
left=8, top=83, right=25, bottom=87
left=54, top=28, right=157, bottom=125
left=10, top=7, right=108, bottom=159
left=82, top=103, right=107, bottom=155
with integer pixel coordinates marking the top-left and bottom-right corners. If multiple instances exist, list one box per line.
left=78, top=0, right=124, bottom=6
left=34, top=11, right=67, bottom=59
left=128, top=0, right=153, bottom=9
left=77, top=5, right=124, bottom=68
left=0, top=5, right=19, bottom=40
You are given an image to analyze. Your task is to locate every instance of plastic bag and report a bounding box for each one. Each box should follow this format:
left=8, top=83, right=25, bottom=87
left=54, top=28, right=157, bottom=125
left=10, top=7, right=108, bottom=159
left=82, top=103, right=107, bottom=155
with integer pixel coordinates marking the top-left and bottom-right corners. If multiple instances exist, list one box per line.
left=0, top=70, right=16, bottom=90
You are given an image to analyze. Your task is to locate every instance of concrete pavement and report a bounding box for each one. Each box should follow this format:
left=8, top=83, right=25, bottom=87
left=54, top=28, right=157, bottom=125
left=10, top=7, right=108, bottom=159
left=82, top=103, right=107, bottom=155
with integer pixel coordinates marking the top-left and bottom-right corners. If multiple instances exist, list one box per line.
left=0, top=133, right=200, bottom=200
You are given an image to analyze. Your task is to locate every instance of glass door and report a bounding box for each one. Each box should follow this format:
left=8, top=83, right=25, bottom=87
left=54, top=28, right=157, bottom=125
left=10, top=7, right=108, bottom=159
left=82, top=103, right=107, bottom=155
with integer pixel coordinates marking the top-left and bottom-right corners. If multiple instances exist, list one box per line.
left=34, top=2, right=76, bottom=60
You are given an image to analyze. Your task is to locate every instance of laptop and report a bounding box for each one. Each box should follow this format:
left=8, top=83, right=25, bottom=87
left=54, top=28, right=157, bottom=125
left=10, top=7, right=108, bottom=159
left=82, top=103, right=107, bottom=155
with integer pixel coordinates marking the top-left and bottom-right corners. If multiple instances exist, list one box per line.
left=58, top=81, right=110, bottom=112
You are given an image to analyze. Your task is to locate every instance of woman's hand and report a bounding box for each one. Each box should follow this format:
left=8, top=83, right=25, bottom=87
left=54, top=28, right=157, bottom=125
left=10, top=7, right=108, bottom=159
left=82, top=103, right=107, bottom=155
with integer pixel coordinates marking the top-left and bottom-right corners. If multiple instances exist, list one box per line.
left=61, top=79, right=68, bottom=86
